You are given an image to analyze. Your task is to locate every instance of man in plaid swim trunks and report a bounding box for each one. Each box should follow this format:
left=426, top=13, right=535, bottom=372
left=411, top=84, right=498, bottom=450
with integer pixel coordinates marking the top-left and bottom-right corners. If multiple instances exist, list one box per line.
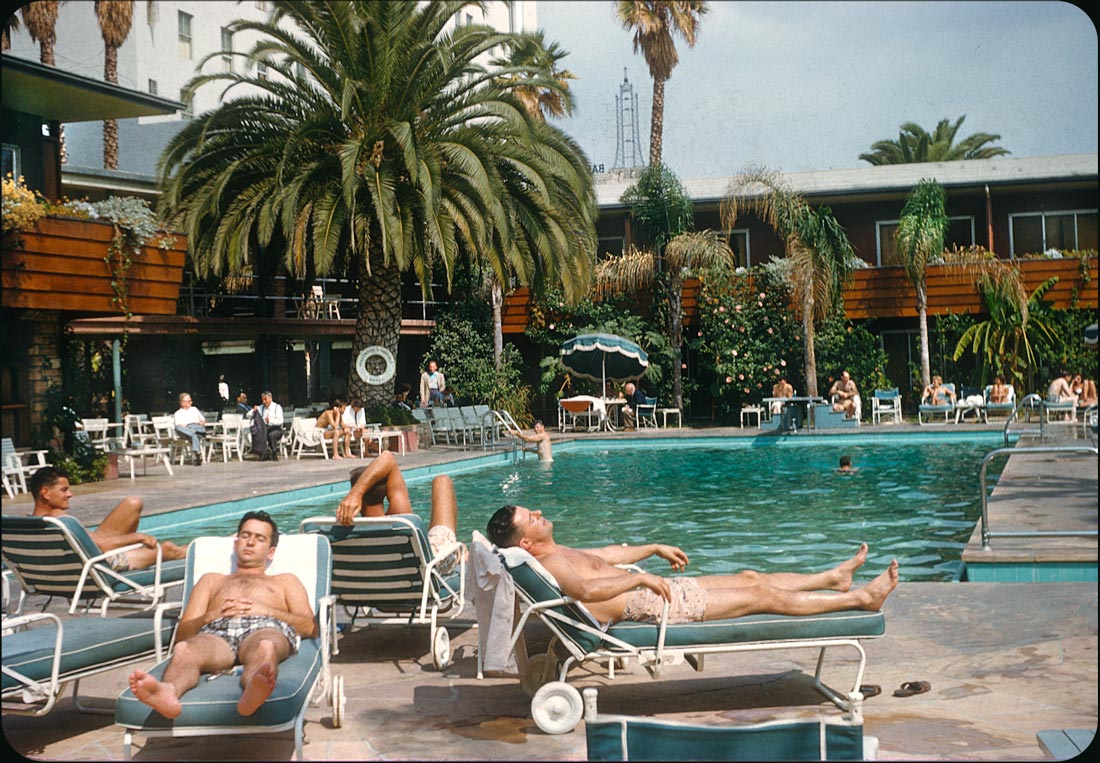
left=486, top=506, right=898, bottom=626
left=127, top=511, right=317, bottom=718
left=335, top=451, right=464, bottom=574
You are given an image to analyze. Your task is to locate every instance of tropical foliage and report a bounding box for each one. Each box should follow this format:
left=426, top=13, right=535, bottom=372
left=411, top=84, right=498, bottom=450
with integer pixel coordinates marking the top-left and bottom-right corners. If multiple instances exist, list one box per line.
left=895, top=178, right=950, bottom=390
left=860, top=116, right=1010, bottom=165
left=615, top=0, right=708, bottom=166
left=158, top=0, right=597, bottom=406
left=598, top=163, right=735, bottom=410
left=721, top=168, right=855, bottom=397
left=953, top=270, right=1060, bottom=390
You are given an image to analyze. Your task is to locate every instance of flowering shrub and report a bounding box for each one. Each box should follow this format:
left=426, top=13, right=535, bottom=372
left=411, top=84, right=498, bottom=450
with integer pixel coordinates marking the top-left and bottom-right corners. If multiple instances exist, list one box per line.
left=693, top=268, right=803, bottom=419
left=2, top=175, right=47, bottom=233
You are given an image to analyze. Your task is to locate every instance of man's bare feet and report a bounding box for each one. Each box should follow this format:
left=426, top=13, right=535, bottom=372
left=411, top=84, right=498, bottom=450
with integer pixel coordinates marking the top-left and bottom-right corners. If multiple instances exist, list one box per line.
left=857, top=560, right=899, bottom=610
left=129, top=669, right=183, bottom=719
left=333, top=453, right=344, bottom=460
left=237, top=663, right=277, bottom=716
left=834, top=543, right=869, bottom=592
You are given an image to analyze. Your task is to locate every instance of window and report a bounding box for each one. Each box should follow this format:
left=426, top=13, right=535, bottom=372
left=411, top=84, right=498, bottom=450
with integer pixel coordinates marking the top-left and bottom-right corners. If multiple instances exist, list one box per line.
left=255, top=0, right=267, bottom=9
left=465, top=12, right=473, bottom=26
left=256, top=60, right=268, bottom=81
left=1009, top=210, right=1098, bottom=256
left=876, top=216, right=975, bottom=266
left=180, top=88, right=193, bottom=118
left=597, top=236, right=625, bottom=258
left=728, top=229, right=750, bottom=268
left=148, top=78, right=158, bottom=95
left=221, top=27, right=234, bottom=72
left=2, top=144, right=19, bottom=180
left=147, top=0, right=158, bottom=24
left=178, top=11, right=192, bottom=59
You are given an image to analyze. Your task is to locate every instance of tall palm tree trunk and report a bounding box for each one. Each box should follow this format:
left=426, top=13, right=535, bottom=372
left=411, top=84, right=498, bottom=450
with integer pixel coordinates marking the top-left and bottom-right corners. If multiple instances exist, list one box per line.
left=649, top=76, right=665, bottom=167
left=916, top=280, right=931, bottom=390
left=802, top=293, right=818, bottom=398
left=491, top=277, right=504, bottom=370
left=349, top=252, right=402, bottom=406
left=103, top=40, right=119, bottom=168
left=668, top=269, right=683, bottom=409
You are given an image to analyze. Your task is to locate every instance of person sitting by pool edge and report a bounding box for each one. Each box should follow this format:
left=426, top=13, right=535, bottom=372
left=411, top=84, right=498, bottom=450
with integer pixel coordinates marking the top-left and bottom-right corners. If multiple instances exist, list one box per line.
left=486, top=505, right=898, bottom=626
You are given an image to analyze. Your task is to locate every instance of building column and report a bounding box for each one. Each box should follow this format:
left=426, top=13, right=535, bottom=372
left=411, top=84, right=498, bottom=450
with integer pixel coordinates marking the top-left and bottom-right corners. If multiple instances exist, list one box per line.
left=23, top=311, right=64, bottom=444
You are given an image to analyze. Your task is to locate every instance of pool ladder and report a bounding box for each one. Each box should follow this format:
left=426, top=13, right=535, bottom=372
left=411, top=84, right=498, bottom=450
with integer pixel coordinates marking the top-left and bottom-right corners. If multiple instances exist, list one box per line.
left=979, top=444, right=1098, bottom=550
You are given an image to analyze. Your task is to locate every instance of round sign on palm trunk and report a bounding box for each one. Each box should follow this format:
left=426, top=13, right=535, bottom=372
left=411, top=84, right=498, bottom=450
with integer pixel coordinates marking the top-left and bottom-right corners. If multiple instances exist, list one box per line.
left=356, top=346, right=396, bottom=385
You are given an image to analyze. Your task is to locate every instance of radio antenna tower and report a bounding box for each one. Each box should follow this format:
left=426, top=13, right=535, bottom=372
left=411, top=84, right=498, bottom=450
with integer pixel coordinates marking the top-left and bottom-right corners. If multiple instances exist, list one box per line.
left=613, top=68, right=644, bottom=170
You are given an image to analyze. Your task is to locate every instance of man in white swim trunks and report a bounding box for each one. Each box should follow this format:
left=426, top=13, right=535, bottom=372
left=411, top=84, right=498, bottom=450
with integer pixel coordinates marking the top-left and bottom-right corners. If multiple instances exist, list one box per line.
left=337, top=451, right=463, bottom=573
left=486, top=505, right=899, bottom=625
left=128, top=511, right=317, bottom=718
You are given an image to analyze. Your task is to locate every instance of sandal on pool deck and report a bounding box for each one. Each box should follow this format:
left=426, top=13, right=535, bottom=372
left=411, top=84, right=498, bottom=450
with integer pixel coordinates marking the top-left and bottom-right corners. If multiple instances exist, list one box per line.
left=859, top=684, right=882, bottom=699
left=893, top=680, right=931, bottom=697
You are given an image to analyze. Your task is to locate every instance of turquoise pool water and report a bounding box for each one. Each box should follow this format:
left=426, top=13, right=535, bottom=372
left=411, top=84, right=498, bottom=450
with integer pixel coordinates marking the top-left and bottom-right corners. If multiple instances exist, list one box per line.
left=145, top=434, right=1006, bottom=583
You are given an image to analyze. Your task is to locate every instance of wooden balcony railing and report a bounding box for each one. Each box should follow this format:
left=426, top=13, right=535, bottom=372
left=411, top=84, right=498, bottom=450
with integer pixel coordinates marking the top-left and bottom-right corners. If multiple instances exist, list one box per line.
left=2, top=217, right=186, bottom=315
left=502, top=256, right=1097, bottom=332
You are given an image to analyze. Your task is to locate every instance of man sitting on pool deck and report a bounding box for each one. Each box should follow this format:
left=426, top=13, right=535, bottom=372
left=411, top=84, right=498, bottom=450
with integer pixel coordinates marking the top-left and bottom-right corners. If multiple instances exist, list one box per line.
left=486, top=505, right=898, bottom=625
left=335, top=450, right=463, bottom=572
left=127, top=511, right=317, bottom=718
left=29, top=466, right=187, bottom=571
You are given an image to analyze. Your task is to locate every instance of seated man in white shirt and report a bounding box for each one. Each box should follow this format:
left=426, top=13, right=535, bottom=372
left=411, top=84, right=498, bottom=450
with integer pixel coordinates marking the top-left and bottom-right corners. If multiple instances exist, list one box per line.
left=173, top=392, right=207, bottom=465
left=340, top=399, right=369, bottom=458
left=254, top=391, right=285, bottom=461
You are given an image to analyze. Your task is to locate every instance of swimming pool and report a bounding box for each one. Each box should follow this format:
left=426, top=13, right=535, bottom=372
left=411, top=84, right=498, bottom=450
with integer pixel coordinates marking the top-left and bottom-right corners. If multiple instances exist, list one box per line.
left=142, top=433, right=1008, bottom=583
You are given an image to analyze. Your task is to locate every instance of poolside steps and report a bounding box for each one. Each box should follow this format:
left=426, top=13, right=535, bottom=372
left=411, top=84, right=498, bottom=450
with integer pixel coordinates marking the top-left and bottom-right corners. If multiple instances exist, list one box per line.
left=961, top=440, right=1098, bottom=583
left=812, top=403, right=859, bottom=429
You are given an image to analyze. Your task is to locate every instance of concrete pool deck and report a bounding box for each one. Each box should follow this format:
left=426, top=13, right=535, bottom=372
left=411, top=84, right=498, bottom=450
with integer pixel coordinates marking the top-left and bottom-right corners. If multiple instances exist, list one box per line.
left=3, top=422, right=1096, bottom=760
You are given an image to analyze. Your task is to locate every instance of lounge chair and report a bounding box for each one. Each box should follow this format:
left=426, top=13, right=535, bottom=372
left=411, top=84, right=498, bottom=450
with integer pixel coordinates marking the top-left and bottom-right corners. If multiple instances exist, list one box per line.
left=2, top=437, right=52, bottom=497
left=582, top=687, right=877, bottom=761
left=918, top=383, right=956, bottom=425
left=410, top=408, right=436, bottom=446
left=2, top=609, right=177, bottom=717
left=1, top=515, right=185, bottom=616
left=290, top=417, right=330, bottom=459
left=870, top=388, right=902, bottom=425
left=983, top=384, right=1016, bottom=421
left=1042, top=394, right=1077, bottom=424
left=638, top=397, right=659, bottom=429
left=114, top=533, right=339, bottom=760
left=298, top=514, right=466, bottom=670
left=499, top=547, right=885, bottom=734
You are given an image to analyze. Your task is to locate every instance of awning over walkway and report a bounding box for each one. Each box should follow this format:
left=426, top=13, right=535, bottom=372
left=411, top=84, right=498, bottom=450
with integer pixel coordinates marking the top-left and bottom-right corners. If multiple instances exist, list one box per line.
left=66, top=315, right=435, bottom=337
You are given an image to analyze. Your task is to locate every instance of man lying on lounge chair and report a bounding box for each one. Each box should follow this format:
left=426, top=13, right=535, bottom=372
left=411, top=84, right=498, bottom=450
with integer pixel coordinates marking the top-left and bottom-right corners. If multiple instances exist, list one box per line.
left=486, top=505, right=898, bottom=625
left=29, top=466, right=187, bottom=571
left=127, top=511, right=317, bottom=718
left=335, top=451, right=464, bottom=573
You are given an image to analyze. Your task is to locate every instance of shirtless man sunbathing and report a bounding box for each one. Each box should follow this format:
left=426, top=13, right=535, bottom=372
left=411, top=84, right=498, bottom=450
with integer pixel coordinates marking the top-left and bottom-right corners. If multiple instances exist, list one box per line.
left=486, top=505, right=898, bottom=625
left=336, top=450, right=463, bottom=572
left=30, top=466, right=187, bottom=571
left=128, top=511, right=317, bottom=718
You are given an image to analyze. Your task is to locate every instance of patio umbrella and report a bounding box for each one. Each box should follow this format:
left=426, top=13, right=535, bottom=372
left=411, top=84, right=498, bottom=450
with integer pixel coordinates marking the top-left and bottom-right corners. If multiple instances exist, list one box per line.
left=1084, top=323, right=1098, bottom=346
left=560, top=333, right=649, bottom=393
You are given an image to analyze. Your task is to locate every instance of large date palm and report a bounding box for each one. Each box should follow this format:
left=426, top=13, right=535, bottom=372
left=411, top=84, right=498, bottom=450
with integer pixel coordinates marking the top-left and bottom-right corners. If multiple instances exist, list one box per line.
left=94, top=0, right=134, bottom=170
left=159, top=1, right=597, bottom=405
left=615, top=0, right=707, bottom=167
left=860, top=115, right=1010, bottom=165
left=722, top=169, right=855, bottom=398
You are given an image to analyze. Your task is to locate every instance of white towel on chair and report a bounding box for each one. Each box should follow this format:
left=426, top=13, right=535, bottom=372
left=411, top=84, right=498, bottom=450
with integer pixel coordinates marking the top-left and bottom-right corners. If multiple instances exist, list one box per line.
left=465, top=531, right=527, bottom=676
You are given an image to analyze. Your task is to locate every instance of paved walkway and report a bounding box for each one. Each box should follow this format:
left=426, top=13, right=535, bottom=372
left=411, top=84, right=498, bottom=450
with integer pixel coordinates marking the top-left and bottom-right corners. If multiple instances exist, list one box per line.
left=4, top=422, right=1096, bottom=760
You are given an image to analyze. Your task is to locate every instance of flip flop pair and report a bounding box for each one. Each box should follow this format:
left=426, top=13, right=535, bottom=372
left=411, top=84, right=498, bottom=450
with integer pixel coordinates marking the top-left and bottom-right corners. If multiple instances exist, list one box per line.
left=893, top=680, right=931, bottom=697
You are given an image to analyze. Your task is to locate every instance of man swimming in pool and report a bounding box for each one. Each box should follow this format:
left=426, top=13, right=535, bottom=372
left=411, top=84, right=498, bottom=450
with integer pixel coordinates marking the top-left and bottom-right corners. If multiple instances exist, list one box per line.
left=486, top=505, right=898, bottom=625
left=127, top=511, right=317, bottom=718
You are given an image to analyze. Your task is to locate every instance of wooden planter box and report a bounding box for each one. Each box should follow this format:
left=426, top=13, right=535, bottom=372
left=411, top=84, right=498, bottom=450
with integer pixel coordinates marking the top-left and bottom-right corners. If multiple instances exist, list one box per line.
left=1, top=216, right=186, bottom=315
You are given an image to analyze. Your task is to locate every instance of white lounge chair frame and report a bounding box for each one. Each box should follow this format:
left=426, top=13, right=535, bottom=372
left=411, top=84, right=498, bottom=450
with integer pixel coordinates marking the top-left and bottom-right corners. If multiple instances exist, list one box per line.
left=501, top=548, right=883, bottom=735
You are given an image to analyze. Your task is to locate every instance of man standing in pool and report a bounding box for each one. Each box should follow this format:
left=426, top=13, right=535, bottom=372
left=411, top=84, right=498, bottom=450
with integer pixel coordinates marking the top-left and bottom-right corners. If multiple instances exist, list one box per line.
left=486, top=505, right=898, bottom=625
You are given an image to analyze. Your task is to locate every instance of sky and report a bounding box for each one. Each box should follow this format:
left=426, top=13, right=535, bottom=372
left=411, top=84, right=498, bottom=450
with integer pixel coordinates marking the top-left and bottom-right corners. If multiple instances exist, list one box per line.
left=536, top=0, right=1099, bottom=178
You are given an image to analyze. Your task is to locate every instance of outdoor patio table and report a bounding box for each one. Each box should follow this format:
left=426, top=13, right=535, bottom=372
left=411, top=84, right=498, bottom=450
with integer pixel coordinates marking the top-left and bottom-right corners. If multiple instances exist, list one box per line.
left=763, top=396, right=827, bottom=433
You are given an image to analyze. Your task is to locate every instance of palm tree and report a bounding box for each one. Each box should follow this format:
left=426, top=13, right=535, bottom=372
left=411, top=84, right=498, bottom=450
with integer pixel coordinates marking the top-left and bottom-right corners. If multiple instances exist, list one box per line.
left=20, top=1, right=59, bottom=65
left=598, top=163, right=734, bottom=410
left=3, top=11, right=23, bottom=50
left=158, top=1, right=597, bottom=406
left=860, top=116, right=1010, bottom=165
left=486, top=30, right=579, bottom=367
left=94, top=0, right=133, bottom=170
left=895, top=179, right=950, bottom=391
left=722, top=169, right=855, bottom=398
left=954, top=271, right=1059, bottom=391
left=615, top=0, right=708, bottom=167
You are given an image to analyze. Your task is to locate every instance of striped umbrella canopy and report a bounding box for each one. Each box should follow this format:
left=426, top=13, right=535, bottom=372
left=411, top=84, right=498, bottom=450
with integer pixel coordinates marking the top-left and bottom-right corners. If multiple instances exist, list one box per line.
left=560, top=333, right=649, bottom=392
left=1085, top=323, right=1098, bottom=346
